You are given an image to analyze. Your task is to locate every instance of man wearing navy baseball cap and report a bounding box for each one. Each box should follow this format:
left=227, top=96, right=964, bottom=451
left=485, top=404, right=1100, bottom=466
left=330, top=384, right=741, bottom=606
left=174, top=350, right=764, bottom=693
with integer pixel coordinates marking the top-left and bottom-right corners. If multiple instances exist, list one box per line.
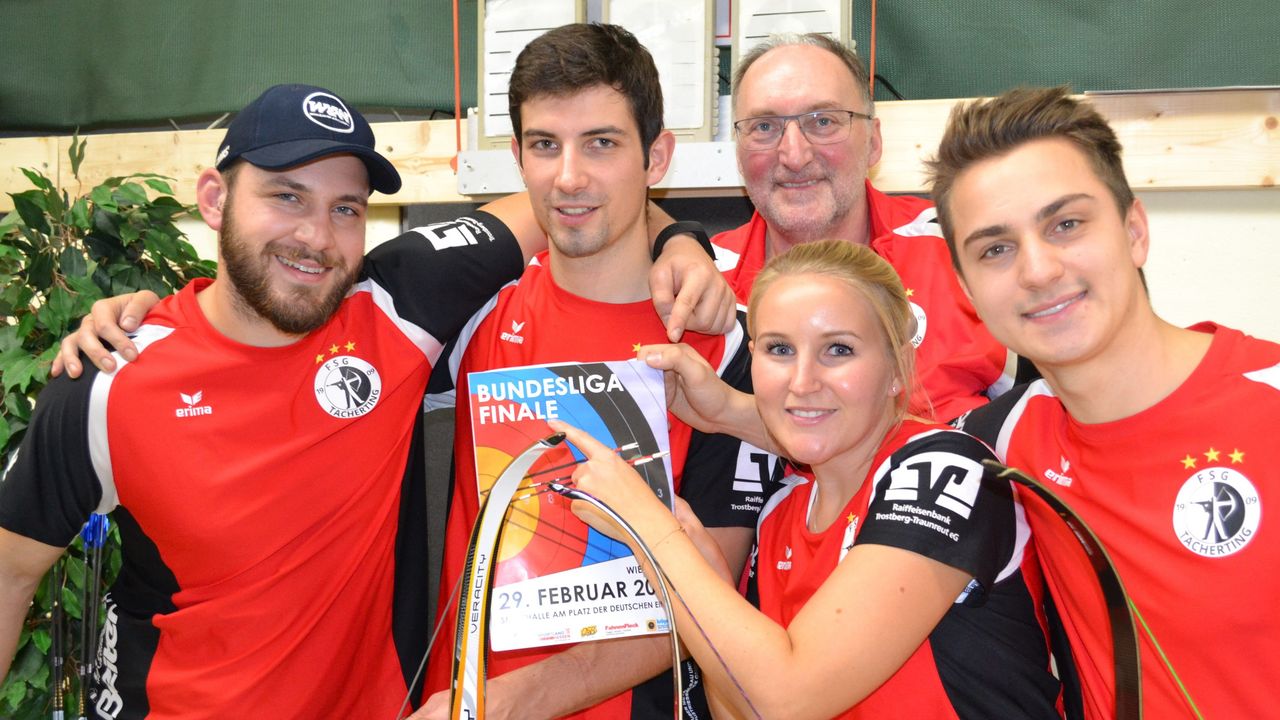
left=215, top=83, right=402, bottom=195
left=0, top=82, right=730, bottom=718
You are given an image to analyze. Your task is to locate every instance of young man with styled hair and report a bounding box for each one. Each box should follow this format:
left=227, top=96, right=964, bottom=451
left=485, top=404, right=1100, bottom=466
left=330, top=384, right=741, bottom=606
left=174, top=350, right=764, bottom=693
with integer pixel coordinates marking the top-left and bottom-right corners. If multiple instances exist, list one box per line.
left=419, top=23, right=765, bottom=720
left=933, top=86, right=1280, bottom=719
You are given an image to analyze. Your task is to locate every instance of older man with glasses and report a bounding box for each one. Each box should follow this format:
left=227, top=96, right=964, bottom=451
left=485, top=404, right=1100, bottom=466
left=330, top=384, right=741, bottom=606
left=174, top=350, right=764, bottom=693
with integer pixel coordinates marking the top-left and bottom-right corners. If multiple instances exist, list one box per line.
left=713, top=33, right=1012, bottom=422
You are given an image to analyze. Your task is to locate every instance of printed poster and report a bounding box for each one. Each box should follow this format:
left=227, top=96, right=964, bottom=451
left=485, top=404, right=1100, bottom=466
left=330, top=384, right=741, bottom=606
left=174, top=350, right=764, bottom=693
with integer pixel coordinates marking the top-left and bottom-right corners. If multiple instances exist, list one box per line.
left=468, top=359, right=674, bottom=650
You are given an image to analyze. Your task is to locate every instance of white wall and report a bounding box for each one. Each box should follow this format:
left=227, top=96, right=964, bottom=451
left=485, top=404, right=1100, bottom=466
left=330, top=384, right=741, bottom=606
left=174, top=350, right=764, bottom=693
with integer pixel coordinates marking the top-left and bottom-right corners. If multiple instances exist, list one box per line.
left=1140, top=189, right=1279, bottom=342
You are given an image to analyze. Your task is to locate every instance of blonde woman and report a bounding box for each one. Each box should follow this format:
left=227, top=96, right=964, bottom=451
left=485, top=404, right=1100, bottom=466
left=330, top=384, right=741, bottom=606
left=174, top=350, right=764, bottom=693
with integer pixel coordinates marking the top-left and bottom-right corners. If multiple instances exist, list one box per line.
left=554, top=240, right=1060, bottom=719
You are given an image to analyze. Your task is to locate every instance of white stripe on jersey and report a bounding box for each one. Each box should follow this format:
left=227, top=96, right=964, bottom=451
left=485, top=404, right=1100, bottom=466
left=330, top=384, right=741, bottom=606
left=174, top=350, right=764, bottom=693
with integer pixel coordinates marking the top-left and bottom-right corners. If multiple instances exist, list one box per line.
left=710, top=244, right=742, bottom=274
left=354, top=277, right=445, bottom=363
left=992, top=380, right=1056, bottom=463
left=1244, top=362, right=1280, bottom=392
left=88, top=323, right=175, bottom=514
left=714, top=312, right=749, bottom=377
left=756, top=474, right=807, bottom=535
left=892, top=206, right=944, bottom=239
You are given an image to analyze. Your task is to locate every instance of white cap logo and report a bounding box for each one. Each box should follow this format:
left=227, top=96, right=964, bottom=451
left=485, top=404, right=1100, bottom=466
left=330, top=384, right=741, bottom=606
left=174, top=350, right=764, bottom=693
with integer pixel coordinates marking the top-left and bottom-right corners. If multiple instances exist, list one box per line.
left=301, top=92, right=355, bottom=134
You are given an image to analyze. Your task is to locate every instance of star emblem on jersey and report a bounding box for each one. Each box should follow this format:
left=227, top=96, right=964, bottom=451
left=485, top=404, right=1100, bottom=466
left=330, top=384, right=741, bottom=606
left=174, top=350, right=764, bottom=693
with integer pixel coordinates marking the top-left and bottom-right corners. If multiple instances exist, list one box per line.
left=1172, top=446, right=1259, bottom=558
left=838, top=514, right=859, bottom=564
left=313, top=348, right=382, bottom=419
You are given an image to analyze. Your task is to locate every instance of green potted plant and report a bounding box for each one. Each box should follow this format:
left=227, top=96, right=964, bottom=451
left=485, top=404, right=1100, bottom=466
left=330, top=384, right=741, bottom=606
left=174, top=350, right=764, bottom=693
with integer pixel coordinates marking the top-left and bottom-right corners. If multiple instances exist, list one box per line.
left=0, top=136, right=215, bottom=718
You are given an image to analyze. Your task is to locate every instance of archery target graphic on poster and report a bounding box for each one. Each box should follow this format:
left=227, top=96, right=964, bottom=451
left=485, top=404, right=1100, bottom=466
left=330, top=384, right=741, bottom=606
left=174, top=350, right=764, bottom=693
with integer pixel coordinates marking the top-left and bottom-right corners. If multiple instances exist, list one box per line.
left=468, top=359, right=674, bottom=650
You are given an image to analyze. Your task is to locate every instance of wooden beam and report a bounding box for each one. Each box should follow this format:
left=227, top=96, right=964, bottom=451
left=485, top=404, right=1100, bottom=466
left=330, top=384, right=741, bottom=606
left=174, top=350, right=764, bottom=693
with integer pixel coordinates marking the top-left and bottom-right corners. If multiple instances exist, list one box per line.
left=872, top=88, right=1280, bottom=192
left=2, top=88, right=1276, bottom=213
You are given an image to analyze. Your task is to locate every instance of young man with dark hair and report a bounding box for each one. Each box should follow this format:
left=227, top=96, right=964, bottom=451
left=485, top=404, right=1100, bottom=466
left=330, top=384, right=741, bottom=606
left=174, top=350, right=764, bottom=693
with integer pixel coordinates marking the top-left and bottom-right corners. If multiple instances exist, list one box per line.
left=932, top=86, right=1280, bottom=719
left=4, top=83, right=728, bottom=718
left=419, top=23, right=765, bottom=720
left=714, top=32, right=1012, bottom=422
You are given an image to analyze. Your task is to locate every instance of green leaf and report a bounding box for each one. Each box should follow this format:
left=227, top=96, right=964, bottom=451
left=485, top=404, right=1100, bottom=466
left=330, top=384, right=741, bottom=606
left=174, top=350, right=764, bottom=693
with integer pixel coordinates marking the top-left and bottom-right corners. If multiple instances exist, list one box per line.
left=65, top=272, right=102, bottom=302
left=18, top=168, right=54, bottom=192
left=5, top=389, right=33, bottom=423
left=15, top=313, right=36, bottom=339
left=25, top=251, right=54, bottom=290
left=31, top=628, right=51, bottom=654
left=69, top=135, right=87, bottom=177
left=143, top=228, right=180, bottom=259
left=35, top=287, right=75, bottom=340
left=10, top=192, right=51, bottom=236
left=60, top=583, right=82, bottom=622
left=144, top=178, right=175, bottom=195
left=2, top=677, right=27, bottom=708
left=9, top=641, right=42, bottom=681
left=69, top=196, right=91, bottom=230
left=63, top=555, right=86, bottom=590
left=1, top=355, right=39, bottom=393
left=115, top=182, right=149, bottom=206
left=58, top=246, right=88, bottom=278
left=89, top=184, right=116, bottom=211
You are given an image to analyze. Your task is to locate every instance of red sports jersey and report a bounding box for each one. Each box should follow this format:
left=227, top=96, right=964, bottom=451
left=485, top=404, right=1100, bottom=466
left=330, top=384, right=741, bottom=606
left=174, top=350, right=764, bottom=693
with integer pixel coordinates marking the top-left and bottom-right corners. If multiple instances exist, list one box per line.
left=958, top=323, right=1280, bottom=719
left=711, top=182, right=1010, bottom=422
left=0, top=216, right=525, bottom=719
left=426, top=252, right=772, bottom=719
left=749, top=420, right=1061, bottom=719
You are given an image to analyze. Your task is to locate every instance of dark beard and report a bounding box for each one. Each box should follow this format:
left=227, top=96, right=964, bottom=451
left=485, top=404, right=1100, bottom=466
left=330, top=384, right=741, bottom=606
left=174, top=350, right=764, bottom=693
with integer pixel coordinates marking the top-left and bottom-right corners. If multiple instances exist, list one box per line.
left=218, top=200, right=357, bottom=335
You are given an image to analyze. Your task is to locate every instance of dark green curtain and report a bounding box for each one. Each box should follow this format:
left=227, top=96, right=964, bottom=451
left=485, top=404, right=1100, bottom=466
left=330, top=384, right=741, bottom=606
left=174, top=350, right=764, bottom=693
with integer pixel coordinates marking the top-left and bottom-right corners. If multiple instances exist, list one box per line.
left=0, top=0, right=479, bottom=130
left=853, top=0, right=1278, bottom=101
left=1, top=0, right=1274, bottom=130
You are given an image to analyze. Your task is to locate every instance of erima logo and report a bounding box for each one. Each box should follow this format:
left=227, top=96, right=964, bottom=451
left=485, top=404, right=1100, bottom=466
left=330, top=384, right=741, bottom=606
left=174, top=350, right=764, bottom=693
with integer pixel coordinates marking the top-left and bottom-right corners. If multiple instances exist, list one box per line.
left=776, top=545, right=793, bottom=571
left=302, top=92, right=355, bottom=134
left=500, top=320, right=526, bottom=345
left=1044, top=456, right=1074, bottom=487
left=175, top=391, right=213, bottom=418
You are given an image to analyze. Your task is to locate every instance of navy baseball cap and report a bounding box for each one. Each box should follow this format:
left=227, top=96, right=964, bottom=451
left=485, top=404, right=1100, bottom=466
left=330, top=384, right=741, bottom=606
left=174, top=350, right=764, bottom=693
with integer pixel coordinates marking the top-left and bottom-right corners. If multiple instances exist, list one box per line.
left=215, top=84, right=402, bottom=194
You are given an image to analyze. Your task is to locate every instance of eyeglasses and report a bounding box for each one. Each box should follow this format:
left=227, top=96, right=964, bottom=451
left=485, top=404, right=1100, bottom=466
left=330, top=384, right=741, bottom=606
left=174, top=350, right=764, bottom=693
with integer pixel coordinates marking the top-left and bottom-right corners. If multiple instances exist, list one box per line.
left=733, top=110, right=874, bottom=150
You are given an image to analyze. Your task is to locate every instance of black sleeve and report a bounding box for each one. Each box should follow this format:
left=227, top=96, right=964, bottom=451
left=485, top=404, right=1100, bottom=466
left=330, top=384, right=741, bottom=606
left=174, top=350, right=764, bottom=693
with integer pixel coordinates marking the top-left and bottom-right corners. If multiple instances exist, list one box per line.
left=0, top=361, right=103, bottom=547
left=950, top=381, right=1034, bottom=449
left=856, top=430, right=1015, bottom=594
left=362, top=211, right=525, bottom=349
left=678, top=312, right=785, bottom=529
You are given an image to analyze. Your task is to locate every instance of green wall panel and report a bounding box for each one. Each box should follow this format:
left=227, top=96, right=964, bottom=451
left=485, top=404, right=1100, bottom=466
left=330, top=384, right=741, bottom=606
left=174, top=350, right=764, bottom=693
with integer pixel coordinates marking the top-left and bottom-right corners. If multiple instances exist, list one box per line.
left=1, top=1, right=1275, bottom=130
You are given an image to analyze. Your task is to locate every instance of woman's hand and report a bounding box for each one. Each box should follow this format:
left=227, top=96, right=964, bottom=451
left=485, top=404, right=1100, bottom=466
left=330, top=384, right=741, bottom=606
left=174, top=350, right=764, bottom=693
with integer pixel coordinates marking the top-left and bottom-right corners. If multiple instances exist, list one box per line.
left=638, top=343, right=780, bottom=454
left=550, top=421, right=681, bottom=546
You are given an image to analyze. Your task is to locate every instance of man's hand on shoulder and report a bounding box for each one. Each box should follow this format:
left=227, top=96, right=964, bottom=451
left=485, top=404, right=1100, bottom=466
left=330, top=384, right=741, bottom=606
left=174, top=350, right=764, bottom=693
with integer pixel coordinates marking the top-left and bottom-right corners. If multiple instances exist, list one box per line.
left=51, top=291, right=160, bottom=378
